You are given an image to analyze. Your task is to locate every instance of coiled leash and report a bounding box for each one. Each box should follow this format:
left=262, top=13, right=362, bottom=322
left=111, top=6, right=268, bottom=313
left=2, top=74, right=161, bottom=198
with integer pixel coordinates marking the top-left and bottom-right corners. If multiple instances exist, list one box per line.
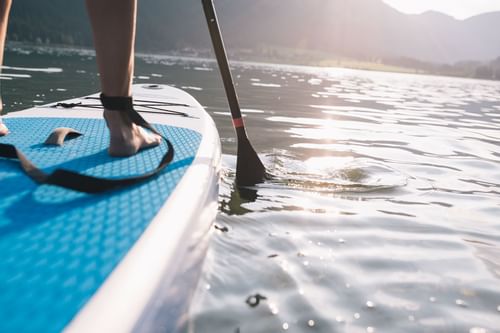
left=0, top=94, right=174, bottom=193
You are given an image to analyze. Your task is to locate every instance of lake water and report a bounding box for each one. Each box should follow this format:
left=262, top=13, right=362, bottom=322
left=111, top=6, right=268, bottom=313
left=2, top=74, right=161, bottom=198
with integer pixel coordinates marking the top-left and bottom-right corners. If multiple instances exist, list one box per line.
left=2, top=45, right=500, bottom=332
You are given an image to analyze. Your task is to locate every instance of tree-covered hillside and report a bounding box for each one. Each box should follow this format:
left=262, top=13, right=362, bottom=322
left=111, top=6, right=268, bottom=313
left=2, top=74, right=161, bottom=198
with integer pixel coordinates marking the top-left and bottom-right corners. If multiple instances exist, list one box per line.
left=7, top=0, right=208, bottom=50
left=8, top=0, right=92, bottom=46
left=6, top=0, right=500, bottom=67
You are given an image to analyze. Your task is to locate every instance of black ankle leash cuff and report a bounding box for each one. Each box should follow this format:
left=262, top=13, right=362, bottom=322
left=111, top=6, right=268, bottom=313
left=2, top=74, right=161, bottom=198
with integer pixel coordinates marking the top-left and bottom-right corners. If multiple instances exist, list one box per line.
left=100, top=94, right=134, bottom=112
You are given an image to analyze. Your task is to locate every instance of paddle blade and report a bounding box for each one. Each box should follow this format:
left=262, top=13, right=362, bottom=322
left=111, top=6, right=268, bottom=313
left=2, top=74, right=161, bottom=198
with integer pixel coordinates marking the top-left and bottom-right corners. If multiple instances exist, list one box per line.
left=236, top=136, right=266, bottom=186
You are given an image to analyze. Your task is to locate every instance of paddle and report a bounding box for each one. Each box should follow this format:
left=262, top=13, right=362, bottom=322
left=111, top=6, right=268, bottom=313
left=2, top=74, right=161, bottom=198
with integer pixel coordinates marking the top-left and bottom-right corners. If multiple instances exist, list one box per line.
left=201, top=0, right=267, bottom=186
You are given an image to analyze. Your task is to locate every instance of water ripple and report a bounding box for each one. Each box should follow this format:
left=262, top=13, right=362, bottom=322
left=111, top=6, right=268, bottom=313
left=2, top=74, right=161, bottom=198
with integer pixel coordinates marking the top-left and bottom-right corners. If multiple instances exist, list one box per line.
left=192, top=63, right=500, bottom=333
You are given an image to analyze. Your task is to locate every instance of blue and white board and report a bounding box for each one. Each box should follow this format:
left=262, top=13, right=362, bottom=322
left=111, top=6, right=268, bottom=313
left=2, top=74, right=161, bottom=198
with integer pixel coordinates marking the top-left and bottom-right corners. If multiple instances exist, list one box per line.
left=0, top=84, right=221, bottom=332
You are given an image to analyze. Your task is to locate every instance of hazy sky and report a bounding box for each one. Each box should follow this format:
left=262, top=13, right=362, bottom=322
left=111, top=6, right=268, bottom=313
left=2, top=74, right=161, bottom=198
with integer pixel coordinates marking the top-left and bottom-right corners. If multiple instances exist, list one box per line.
left=382, top=0, right=500, bottom=19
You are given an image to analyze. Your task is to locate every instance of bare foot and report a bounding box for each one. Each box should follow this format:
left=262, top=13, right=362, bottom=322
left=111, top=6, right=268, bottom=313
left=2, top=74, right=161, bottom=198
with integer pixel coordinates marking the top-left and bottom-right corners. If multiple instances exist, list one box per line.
left=0, top=122, right=8, bottom=136
left=103, top=110, right=161, bottom=157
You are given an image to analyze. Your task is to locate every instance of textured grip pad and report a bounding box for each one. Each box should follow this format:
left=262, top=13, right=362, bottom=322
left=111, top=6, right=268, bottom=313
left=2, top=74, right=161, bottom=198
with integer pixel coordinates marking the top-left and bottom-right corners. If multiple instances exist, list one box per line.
left=0, top=117, right=201, bottom=333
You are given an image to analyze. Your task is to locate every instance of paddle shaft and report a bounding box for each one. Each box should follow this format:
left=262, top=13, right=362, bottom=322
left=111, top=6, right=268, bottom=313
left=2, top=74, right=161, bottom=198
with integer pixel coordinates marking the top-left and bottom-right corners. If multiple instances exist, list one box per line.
left=201, top=0, right=267, bottom=186
left=201, top=0, right=246, bottom=140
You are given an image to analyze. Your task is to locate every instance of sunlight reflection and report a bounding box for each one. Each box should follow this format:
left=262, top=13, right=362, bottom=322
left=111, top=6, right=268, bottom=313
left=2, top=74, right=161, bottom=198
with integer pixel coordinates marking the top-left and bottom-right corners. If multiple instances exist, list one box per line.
left=304, top=156, right=355, bottom=174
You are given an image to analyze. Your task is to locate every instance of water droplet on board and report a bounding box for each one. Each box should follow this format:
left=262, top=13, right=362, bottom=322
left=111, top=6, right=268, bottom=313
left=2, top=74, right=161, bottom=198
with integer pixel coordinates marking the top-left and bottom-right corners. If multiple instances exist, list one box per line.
left=469, top=328, right=486, bottom=333
left=455, top=299, right=467, bottom=307
left=282, top=322, right=289, bottom=330
left=307, top=320, right=315, bottom=327
left=367, top=327, right=375, bottom=333
left=366, top=301, right=375, bottom=309
left=354, top=313, right=360, bottom=319
left=269, top=302, right=279, bottom=315
left=429, top=296, right=436, bottom=303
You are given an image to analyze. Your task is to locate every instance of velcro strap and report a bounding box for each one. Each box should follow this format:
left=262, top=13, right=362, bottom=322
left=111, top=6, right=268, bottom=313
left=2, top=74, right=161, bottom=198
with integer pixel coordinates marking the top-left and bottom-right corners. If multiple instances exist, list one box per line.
left=100, top=94, right=134, bottom=112
left=100, top=93, right=165, bottom=140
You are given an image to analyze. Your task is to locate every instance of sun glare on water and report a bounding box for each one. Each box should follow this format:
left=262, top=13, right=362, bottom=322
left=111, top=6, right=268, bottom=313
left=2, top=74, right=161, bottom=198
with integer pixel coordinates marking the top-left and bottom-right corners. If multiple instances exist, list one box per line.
left=304, top=156, right=355, bottom=174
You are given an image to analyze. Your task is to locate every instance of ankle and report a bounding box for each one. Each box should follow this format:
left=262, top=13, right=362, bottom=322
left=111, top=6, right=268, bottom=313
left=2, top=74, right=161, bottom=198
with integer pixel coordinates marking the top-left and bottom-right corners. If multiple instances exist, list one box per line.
left=104, top=109, right=133, bottom=131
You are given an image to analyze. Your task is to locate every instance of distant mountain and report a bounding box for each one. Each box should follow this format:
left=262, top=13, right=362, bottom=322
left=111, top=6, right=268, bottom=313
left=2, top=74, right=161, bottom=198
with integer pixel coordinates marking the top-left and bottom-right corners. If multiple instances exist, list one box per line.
left=6, top=0, right=500, bottom=64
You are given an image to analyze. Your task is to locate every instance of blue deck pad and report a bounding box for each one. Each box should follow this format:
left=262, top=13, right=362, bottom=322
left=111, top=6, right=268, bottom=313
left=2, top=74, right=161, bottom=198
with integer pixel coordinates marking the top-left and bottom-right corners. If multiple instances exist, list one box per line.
left=0, top=117, right=201, bottom=333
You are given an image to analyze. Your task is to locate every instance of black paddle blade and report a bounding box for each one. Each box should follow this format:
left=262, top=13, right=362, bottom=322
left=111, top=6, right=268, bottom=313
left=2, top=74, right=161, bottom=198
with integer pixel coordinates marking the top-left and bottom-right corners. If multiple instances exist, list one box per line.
left=236, top=136, right=266, bottom=186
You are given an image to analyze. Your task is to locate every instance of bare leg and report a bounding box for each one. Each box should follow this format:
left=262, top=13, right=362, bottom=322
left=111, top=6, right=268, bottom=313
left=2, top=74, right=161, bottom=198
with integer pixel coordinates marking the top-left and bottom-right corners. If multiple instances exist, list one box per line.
left=85, top=0, right=160, bottom=156
left=0, top=0, right=12, bottom=136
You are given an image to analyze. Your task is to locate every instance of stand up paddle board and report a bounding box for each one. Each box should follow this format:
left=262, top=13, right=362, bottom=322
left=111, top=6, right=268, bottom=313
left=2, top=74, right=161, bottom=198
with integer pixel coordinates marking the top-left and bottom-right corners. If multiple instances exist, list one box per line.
left=0, top=84, right=221, bottom=332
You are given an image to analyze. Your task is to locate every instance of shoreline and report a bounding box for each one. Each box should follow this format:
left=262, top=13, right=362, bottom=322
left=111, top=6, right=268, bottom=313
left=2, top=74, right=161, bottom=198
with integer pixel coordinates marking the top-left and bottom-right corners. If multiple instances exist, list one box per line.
left=5, top=41, right=500, bottom=83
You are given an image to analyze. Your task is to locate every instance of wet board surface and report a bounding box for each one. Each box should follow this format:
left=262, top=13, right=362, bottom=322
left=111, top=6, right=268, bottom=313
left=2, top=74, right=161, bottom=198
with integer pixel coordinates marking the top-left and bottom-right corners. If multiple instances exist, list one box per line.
left=0, top=84, right=221, bottom=333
